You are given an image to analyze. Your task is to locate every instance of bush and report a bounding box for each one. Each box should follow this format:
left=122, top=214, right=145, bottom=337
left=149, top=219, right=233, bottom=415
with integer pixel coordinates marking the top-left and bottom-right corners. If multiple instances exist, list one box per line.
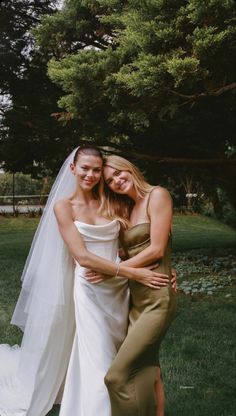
left=0, top=173, right=54, bottom=205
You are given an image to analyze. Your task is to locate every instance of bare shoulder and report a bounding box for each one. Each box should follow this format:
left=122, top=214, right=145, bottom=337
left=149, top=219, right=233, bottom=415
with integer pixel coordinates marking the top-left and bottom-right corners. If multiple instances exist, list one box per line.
left=54, top=198, right=72, bottom=218
left=150, top=186, right=172, bottom=203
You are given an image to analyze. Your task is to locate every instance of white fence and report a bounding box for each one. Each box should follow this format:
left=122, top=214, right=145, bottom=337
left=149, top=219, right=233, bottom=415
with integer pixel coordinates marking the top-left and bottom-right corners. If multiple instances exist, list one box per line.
left=0, top=195, right=49, bottom=214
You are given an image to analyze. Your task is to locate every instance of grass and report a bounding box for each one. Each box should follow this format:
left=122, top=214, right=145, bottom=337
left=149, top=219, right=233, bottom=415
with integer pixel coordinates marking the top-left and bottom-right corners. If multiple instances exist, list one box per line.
left=162, top=292, right=236, bottom=416
left=0, top=214, right=235, bottom=416
left=173, top=213, right=236, bottom=251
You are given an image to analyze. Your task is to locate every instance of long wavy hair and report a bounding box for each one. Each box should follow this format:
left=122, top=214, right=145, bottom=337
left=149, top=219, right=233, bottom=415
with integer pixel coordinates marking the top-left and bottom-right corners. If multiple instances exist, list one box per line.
left=99, top=155, right=154, bottom=227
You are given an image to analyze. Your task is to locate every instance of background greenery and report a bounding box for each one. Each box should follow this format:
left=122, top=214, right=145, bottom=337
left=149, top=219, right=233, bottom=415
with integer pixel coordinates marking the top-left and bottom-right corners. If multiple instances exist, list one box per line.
left=0, top=0, right=235, bottom=220
left=0, top=1, right=235, bottom=414
left=0, top=215, right=235, bottom=415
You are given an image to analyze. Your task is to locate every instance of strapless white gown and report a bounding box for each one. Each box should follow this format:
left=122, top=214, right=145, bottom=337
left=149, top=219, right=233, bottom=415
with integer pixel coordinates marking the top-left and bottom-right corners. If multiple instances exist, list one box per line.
left=0, top=220, right=129, bottom=416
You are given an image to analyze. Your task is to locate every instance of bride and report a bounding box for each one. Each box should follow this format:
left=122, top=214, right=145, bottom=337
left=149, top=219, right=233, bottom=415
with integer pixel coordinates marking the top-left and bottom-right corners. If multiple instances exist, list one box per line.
left=0, top=145, right=169, bottom=416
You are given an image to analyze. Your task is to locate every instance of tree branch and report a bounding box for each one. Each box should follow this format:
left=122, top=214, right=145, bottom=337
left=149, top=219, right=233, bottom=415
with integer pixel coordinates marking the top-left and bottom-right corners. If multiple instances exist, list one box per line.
left=101, top=146, right=236, bottom=166
left=169, top=82, right=236, bottom=102
left=131, top=154, right=236, bottom=166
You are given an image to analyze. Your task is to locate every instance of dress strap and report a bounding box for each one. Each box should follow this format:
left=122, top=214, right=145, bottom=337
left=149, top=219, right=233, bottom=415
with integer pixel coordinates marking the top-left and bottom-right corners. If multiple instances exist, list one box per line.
left=146, top=187, right=173, bottom=238
left=146, top=187, right=158, bottom=221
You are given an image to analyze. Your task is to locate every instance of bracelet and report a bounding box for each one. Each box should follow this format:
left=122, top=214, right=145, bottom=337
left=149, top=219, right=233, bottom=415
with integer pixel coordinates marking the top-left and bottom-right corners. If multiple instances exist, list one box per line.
left=115, top=263, right=120, bottom=277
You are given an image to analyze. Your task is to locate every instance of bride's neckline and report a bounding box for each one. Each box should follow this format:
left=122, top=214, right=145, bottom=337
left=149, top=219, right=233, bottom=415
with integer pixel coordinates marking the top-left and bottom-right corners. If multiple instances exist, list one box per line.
left=74, top=219, right=117, bottom=227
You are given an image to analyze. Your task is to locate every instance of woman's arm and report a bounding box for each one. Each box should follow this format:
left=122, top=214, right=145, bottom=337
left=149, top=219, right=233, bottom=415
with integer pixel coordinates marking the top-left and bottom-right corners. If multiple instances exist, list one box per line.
left=121, top=187, right=172, bottom=268
left=54, top=199, right=168, bottom=288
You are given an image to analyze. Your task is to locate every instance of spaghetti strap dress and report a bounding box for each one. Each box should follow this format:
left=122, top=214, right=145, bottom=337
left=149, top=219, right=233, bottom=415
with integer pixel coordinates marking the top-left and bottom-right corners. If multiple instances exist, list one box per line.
left=105, top=216, right=177, bottom=415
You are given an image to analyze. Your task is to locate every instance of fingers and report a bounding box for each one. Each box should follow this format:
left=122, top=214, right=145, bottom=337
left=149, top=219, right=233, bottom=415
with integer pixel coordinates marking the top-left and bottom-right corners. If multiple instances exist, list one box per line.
left=85, top=271, right=104, bottom=284
left=85, top=273, right=96, bottom=280
left=154, top=280, right=168, bottom=286
left=171, top=269, right=177, bottom=280
left=89, top=279, right=103, bottom=284
left=171, top=269, right=177, bottom=292
left=146, top=262, right=159, bottom=270
left=147, top=282, right=161, bottom=289
left=147, top=271, right=169, bottom=283
left=172, top=282, right=177, bottom=292
left=86, top=276, right=104, bottom=284
left=84, top=270, right=95, bottom=277
left=153, top=276, right=169, bottom=284
left=137, top=269, right=171, bottom=288
left=143, top=279, right=167, bottom=289
left=153, top=272, right=169, bottom=278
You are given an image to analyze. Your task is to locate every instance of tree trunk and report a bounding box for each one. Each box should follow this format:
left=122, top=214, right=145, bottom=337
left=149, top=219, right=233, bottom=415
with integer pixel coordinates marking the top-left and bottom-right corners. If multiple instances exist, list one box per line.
left=210, top=188, right=223, bottom=219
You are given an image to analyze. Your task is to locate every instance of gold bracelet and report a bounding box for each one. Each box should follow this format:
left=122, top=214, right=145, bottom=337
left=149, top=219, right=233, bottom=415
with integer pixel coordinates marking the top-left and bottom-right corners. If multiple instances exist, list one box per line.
left=115, top=263, right=120, bottom=277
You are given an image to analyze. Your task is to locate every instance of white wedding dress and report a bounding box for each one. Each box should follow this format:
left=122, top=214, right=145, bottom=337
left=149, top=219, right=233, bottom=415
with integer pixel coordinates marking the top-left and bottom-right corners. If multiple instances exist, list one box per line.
left=0, top=219, right=129, bottom=416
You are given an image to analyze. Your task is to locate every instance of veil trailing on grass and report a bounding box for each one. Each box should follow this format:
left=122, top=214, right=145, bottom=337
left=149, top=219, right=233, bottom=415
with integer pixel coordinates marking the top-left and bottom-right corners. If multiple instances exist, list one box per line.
left=0, top=148, right=79, bottom=416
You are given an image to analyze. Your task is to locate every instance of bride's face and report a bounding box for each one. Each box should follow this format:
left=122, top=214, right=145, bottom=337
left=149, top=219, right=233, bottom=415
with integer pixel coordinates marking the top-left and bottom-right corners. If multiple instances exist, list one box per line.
left=71, top=154, right=103, bottom=191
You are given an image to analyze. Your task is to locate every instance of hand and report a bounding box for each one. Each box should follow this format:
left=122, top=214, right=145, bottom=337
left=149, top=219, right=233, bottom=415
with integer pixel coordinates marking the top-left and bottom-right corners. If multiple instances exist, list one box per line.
left=134, top=268, right=170, bottom=289
left=145, top=262, right=159, bottom=270
left=171, top=268, right=177, bottom=292
left=84, top=269, right=108, bottom=284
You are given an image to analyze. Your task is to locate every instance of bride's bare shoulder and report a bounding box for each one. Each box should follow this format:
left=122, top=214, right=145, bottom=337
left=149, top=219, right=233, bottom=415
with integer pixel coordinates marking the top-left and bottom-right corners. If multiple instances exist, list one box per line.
left=54, top=198, right=72, bottom=217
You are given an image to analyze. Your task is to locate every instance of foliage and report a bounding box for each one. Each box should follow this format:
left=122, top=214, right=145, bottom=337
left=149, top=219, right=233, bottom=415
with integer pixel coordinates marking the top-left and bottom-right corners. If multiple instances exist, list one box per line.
left=0, top=173, right=51, bottom=197
left=36, top=0, right=236, bottom=144
left=0, top=0, right=76, bottom=175
left=1, top=0, right=235, bottom=211
left=0, top=0, right=56, bottom=96
left=199, top=187, right=236, bottom=227
left=34, top=0, right=236, bottom=206
left=159, top=173, right=236, bottom=226
left=173, top=249, right=236, bottom=294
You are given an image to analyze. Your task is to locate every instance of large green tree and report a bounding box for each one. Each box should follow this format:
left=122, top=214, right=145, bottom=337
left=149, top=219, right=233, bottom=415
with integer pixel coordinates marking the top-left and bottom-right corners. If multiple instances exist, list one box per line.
left=37, top=0, right=236, bottom=149
left=0, top=0, right=76, bottom=175
left=1, top=1, right=235, bottom=211
left=36, top=0, right=236, bottom=206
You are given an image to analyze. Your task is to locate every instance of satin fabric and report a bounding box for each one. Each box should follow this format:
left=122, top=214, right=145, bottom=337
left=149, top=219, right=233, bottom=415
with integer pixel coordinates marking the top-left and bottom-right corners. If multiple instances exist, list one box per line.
left=0, top=219, right=129, bottom=416
left=59, top=219, right=129, bottom=416
left=105, top=223, right=177, bottom=416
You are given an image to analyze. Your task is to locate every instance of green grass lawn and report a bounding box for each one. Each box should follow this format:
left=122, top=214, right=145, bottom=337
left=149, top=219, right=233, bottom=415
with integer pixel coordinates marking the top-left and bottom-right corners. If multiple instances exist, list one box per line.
left=173, top=213, right=236, bottom=251
left=0, top=214, right=235, bottom=416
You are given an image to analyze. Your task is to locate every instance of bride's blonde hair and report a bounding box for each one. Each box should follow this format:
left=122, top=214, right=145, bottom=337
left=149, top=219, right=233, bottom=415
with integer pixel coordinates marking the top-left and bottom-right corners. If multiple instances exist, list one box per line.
left=99, top=155, right=154, bottom=228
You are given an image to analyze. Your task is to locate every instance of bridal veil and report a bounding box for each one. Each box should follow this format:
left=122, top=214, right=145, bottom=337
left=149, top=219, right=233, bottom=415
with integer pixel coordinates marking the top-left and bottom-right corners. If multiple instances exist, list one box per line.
left=0, top=148, right=79, bottom=416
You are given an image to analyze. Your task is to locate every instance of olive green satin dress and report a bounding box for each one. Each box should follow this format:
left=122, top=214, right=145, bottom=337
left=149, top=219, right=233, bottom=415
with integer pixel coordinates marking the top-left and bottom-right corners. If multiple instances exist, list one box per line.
left=105, top=223, right=177, bottom=416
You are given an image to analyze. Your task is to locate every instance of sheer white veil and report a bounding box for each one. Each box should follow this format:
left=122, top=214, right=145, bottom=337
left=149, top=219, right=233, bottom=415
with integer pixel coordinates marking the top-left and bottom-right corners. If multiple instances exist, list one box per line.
left=1, top=146, right=91, bottom=413
left=11, top=147, right=78, bottom=331
left=6, top=148, right=79, bottom=411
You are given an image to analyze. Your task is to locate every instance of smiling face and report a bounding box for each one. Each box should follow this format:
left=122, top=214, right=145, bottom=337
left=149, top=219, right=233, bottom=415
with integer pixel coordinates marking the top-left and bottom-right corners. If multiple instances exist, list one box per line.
left=71, top=154, right=103, bottom=191
left=103, top=165, right=134, bottom=195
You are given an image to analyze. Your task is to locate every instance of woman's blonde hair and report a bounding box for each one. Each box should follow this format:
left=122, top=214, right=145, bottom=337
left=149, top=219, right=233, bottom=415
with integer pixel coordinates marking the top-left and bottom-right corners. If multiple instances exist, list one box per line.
left=99, top=155, right=154, bottom=227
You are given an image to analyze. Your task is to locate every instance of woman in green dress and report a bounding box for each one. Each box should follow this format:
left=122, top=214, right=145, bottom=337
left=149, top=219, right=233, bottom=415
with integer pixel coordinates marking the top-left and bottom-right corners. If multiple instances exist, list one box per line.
left=87, top=155, right=177, bottom=416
